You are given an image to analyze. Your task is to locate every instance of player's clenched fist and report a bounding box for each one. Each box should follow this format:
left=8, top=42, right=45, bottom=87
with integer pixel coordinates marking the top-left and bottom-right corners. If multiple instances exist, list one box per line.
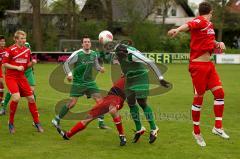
left=168, top=29, right=179, bottom=37
left=17, top=66, right=24, bottom=71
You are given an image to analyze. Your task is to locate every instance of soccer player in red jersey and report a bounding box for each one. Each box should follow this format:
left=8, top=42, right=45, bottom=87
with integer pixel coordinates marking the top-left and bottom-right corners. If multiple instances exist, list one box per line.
left=0, top=35, right=6, bottom=104
left=57, top=77, right=127, bottom=146
left=2, top=30, right=44, bottom=134
left=168, top=2, right=229, bottom=146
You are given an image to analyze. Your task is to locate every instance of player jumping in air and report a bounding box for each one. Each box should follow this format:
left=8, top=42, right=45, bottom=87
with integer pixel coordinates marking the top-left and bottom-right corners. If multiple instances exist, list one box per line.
left=113, top=42, right=170, bottom=143
left=57, top=77, right=127, bottom=146
left=51, top=35, right=108, bottom=129
left=0, top=42, right=37, bottom=115
left=2, top=30, right=43, bottom=133
left=168, top=2, right=229, bottom=147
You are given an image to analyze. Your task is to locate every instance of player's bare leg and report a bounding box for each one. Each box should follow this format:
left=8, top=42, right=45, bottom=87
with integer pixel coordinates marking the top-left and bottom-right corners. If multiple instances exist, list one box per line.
left=52, top=97, right=78, bottom=128
left=30, top=86, right=36, bottom=101
left=210, top=86, right=229, bottom=139
left=26, top=95, right=44, bottom=132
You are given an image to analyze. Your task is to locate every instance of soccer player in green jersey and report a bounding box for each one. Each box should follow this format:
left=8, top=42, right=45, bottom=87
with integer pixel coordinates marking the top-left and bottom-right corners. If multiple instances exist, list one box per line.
left=0, top=42, right=37, bottom=115
left=52, top=35, right=108, bottom=129
left=114, top=43, right=170, bottom=143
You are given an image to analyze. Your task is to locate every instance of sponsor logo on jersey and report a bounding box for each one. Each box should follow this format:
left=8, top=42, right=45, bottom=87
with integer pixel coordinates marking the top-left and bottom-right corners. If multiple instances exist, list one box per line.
left=4, top=52, right=9, bottom=57
left=207, top=29, right=215, bottom=35
left=193, top=19, right=201, bottom=23
left=15, top=58, right=27, bottom=63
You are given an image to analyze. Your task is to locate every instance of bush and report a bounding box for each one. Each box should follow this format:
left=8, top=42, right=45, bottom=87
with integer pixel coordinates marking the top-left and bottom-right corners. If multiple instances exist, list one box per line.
left=128, top=22, right=190, bottom=53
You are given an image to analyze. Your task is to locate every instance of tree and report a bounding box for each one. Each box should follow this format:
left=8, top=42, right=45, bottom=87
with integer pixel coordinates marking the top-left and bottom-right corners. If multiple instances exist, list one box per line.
left=207, top=0, right=229, bottom=41
left=155, top=0, right=174, bottom=25
left=50, top=0, right=80, bottom=39
left=100, top=0, right=113, bottom=31
left=29, top=0, right=43, bottom=51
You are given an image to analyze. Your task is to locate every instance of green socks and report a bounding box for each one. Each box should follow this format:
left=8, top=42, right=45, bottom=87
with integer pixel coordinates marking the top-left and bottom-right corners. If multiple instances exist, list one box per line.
left=129, top=104, right=142, bottom=131
left=56, top=104, right=69, bottom=122
left=142, top=105, right=156, bottom=130
left=2, top=92, right=12, bottom=110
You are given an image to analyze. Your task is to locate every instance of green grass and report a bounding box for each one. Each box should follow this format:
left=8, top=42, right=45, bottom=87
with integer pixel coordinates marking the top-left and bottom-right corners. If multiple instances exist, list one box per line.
left=0, top=63, right=239, bottom=159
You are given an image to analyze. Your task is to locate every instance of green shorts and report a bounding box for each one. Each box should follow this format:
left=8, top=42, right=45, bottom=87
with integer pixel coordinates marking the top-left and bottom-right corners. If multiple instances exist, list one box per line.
left=125, top=74, right=149, bottom=98
left=70, top=82, right=100, bottom=98
left=25, top=69, right=36, bottom=86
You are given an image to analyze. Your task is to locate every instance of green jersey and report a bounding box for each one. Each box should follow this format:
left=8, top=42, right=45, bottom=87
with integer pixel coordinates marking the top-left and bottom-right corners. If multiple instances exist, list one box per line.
left=116, top=45, right=164, bottom=98
left=24, top=42, right=35, bottom=86
left=118, top=47, right=147, bottom=78
left=64, top=49, right=101, bottom=84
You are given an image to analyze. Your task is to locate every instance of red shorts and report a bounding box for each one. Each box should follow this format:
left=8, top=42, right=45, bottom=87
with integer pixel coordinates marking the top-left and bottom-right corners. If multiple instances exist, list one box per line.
left=88, top=95, right=124, bottom=118
left=189, top=62, right=222, bottom=95
left=5, top=76, right=33, bottom=97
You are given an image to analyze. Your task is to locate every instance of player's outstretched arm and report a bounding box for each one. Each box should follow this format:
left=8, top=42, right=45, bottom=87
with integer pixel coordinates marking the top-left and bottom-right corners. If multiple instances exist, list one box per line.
left=168, top=24, right=189, bottom=37
left=129, top=50, right=170, bottom=88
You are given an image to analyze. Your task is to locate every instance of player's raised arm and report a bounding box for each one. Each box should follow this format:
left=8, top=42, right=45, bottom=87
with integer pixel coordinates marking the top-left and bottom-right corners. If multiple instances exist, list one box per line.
left=168, top=23, right=189, bottom=37
left=63, top=50, right=79, bottom=81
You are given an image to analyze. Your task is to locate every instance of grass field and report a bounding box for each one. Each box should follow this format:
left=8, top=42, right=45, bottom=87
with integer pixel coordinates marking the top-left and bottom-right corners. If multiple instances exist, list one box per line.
left=0, top=63, right=239, bottom=159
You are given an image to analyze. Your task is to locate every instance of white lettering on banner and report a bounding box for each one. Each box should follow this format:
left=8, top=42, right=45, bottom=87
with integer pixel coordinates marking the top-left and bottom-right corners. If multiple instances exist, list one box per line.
left=216, top=54, right=240, bottom=64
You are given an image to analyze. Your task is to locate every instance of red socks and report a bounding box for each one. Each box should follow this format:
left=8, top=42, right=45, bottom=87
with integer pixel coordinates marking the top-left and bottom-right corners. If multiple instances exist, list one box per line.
left=191, top=96, right=203, bottom=134
left=113, top=116, right=124, bottom=135
left=66, top=121, right=86, bottom=138
left=213, top=89, right=224, bottom=129
left=28, top=102, right=40, bottom=124
left=9, top=101, right=18, bottom=124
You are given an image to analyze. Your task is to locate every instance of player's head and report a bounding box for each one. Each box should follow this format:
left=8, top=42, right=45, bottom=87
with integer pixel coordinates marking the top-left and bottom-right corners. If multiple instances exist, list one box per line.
left=199, top=2, right=213, bottom=19
left=0, top=35, right=6, bottom=48
left=14, top=30, right=27, bottom=47
left=81, top=35, right=91, bottom=51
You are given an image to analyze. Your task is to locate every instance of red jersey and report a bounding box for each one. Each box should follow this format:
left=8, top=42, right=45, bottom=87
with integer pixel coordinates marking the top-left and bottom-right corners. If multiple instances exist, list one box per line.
left=0, top=48, right=6, bottom=64
left=3, top=44, right=31, bottom=78
left=187, top=16, right=216, bottom=61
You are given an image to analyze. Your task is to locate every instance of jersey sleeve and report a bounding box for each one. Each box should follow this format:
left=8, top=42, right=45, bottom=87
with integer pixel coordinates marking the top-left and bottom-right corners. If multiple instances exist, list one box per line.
left=128, top=49, right=164, bottom=80
left=94, top=55, right=102, bottom=71
left=187, top=18, right=205, bottom=30
left=63, top=50, right=79, bottom=76
left=2, top=48, right=12, bottom=64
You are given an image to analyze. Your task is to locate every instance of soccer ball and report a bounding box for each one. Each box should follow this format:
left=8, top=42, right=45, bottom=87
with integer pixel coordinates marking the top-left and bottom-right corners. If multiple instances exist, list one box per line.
left=98, top=30, right=113, bottom=45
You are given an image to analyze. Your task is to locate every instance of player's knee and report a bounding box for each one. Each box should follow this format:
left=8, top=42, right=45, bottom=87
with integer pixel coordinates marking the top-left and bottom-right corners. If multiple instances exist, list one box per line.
left=27, top=97, right=35, bottom=103
left=109, top=106, right=117, bottom=115
left=213, top=88, right=224, bottom=99
left=67, top=99, right=77, bottom=108
left=12, top=94, right=20, bottom=102
left=137, top=98, right=147, bottom=108
left=127, top=100, right=136, bottom=106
